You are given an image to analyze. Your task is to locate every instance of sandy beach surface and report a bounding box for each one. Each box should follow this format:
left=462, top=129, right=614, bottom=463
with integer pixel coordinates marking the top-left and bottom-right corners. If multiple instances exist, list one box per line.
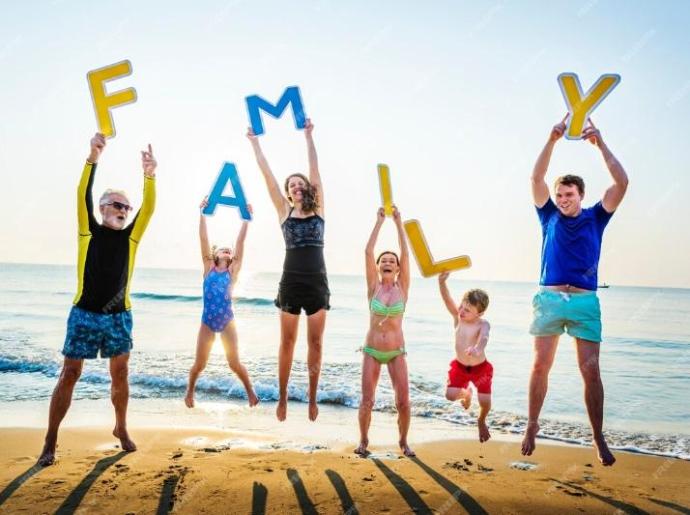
left=1, top=401, right=688, bottom=514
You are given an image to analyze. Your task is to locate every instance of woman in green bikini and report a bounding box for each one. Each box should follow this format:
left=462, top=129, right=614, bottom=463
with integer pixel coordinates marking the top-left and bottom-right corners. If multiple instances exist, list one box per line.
left=356, top=206, right=413, bottom=457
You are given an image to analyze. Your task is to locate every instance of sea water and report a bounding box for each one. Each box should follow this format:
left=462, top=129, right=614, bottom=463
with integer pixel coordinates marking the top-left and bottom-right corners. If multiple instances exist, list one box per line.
left=0, top=263, right=688, bottom=458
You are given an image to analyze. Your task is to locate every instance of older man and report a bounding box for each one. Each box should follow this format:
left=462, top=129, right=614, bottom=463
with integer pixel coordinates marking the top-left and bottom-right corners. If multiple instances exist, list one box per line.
left=522, top=117, right=628, bottom=466
left=38, top=133, right=157, bottom=466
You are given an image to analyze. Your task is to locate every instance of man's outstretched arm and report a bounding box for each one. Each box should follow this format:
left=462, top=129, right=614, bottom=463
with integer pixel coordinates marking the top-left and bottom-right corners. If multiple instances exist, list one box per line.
left=582, top=120, right=629, bottom=213
left=531, top=115, right=568, bottom=208
left=130, top=144, right=157, bottom=242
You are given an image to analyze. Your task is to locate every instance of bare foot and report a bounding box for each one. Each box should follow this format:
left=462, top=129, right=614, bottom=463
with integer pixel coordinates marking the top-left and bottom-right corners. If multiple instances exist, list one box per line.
left=521, top=421, right=539, bottom=456
left=276, top=398, right=287, bottom=421
left=248, top=390, right=259, bottom=407
left=460, top=388, right=472, bottom=410
left=113, top=427, right=137, bottom=452
left=354, top=440, right=370, bottom=457
left=37, top=441, right=56, bottom=467
left=400, top=441, right=416, bottom=457
left=478, top=420, right=491, bottom=443
left=308, top=401, right=319, bottom=421
left=594, top=438, right=616, bottom=466
left=184, top=390, right=195, bottom=408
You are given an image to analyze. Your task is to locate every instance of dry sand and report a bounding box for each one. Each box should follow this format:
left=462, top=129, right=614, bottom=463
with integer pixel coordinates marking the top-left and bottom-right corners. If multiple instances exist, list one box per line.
left=1, top=427, right=688, bottom=514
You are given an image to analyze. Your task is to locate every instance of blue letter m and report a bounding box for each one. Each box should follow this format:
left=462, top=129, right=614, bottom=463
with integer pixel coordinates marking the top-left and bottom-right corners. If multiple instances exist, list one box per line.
left=246, top=86, right=306, bottom=136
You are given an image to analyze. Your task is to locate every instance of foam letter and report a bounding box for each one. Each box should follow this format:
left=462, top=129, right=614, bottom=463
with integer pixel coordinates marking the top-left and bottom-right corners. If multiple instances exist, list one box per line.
left=86, top=60, right=137, bottom=138
left=203, top=162, right=252, bottom=220
left=404, top=219, right=471, bottom=277
left=377, top=164, right=394, bottom=216
left=245, top=86, right=306, bottom=136
left=558, top=73, right=621, bottom=139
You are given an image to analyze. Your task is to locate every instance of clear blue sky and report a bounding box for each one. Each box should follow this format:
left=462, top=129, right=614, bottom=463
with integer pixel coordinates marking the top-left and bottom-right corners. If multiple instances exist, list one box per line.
left=1, top=1, right=689, bottom=287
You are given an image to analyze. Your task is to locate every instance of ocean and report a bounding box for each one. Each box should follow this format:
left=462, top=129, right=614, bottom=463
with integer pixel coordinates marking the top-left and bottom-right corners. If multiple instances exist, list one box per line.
left=0, top=263, right=688, bottom=459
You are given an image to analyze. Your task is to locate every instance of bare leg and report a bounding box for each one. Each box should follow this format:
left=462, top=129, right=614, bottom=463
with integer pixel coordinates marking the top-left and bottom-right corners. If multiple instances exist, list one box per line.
left=220, top=322, right=258, bottom=406
left=38, top=358, right=83, bottom=466
left=277, top=311, right=299, bottom=421
left=576, top=338, right=615, bottom=466
left=521, top=335, right=559, bottom=456
left=387, top=356, right=414, bottom=457
left=185, top=324, right=215, bottom=408
left=110, top=353, right=136, bottom=452
left=356, top=354, right=381, bottom=457
left=477, top=393, right=491, bottom=443
left=306, top=309, right=326, bottom=421
left=445, top=386, right=472, bottom=409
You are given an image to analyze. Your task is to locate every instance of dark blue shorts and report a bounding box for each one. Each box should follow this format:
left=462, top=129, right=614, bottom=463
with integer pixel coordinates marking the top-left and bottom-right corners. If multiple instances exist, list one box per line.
left=62, top=306, right=133, bottom=359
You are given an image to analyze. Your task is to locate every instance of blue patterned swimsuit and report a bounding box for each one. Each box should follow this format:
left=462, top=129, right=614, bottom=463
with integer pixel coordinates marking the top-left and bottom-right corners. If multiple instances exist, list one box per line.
left=202, top=268, right=234, bottom=332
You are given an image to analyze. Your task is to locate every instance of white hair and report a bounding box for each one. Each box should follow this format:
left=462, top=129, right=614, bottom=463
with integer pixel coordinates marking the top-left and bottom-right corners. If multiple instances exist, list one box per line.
left=99, top=189, right=130, bottom=206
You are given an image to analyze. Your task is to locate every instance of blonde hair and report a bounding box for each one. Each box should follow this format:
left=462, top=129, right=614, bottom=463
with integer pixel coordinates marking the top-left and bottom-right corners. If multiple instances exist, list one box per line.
left=99, top=189, right=130, bottom=206
left=211, top=245, right=234, bottom=266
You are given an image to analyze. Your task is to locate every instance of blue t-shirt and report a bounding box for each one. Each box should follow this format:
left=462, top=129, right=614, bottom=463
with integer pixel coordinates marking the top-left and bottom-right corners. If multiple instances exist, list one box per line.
left=536, top=198, right=613, bottom=290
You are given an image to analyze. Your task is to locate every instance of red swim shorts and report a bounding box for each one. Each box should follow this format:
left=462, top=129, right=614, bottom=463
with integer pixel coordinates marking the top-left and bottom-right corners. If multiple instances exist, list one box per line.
left=447, top=359, right=493, bottom=394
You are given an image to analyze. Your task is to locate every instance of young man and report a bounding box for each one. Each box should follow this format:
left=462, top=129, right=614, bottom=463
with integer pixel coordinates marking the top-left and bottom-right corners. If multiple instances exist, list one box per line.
left=438, top=272, right=493, bottom=443
left=38, top=133, right=157, bottom=466
left=522, top=116, right=628, bottom=466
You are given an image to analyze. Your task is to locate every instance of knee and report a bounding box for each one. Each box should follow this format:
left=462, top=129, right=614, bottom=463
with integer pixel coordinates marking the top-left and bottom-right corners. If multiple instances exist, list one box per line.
left=307, top=336, right=322, bottom=352
left=61, top=365, right=82, bottom=385
left=531, top=358, right=553, bottom=377
left=578, top=359, right=601, bottom=383
left=445, top=390, right=457, bottom=401
left=111, top=365, right=128, bottom=383
left=227, top=358, right=241, bottom=373
left=359, top=396, right=375, bottom=411
left=395, top=397, right=410, bottom=413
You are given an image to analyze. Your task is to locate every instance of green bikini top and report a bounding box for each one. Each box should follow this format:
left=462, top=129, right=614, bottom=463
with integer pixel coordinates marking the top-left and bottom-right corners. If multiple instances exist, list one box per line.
left=369, top=285, right=406, bottom=317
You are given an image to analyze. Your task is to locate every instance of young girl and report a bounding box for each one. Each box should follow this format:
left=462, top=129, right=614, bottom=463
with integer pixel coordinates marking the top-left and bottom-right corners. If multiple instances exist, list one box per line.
left=184, top=197, right=259, bottom=408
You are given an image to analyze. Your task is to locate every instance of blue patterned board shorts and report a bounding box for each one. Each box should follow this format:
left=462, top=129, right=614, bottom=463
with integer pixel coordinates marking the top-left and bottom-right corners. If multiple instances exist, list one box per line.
left=62, top=306, right=133, bottom=359
left=529, top=288, right=602, bottom=343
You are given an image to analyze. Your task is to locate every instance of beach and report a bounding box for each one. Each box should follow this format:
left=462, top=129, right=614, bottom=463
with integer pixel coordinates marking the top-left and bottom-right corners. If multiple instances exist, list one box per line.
left=1, top=414, right=689, bottom=514
left=2, top=264, right=690, bottom=512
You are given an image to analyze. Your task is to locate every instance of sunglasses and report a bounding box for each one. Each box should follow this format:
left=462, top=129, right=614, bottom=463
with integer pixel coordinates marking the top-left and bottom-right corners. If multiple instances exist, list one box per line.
left=103, top=201, right=133, bottom=212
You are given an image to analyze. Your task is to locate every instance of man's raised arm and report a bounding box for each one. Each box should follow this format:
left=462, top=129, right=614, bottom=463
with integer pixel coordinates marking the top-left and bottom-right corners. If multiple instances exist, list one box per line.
left=531, top=115, right=567, bottom=208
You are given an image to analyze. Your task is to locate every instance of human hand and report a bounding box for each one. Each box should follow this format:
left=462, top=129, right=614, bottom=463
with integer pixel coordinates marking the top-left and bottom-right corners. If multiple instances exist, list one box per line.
left=581, top=118, right=603, bottom=147
left=392, top=205, right=402, bottom=223
left=246, top=203, right=253, bottom=216
left=465, top=346, right=480, bottom=356
left=88, top=133, right=106, bottom=163
left=246, top=127, right=258, bottom=141
left=304, top=117, right=314, bottom=136
left=549, top=114, right=568, bottom=143
left=141, top=144, right=156, bottom=177
left=438, top=271, right=450, bottom=283
left=376, top=207, right=385, bottom=223
left=200, top=196, right=209, bottom=211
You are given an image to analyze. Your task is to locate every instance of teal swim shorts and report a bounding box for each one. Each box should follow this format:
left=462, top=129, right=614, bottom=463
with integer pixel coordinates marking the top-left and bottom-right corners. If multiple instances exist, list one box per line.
left=529, top=289, right=602, bottom=343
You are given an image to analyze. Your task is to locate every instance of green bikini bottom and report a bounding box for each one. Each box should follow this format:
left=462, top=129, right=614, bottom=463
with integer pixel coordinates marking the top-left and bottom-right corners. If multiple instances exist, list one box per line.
left=362, top=346, right=406, bottom=364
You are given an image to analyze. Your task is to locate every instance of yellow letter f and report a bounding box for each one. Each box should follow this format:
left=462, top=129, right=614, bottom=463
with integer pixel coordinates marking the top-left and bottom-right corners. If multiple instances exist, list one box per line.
left=87, top=60, right=137, bottom=138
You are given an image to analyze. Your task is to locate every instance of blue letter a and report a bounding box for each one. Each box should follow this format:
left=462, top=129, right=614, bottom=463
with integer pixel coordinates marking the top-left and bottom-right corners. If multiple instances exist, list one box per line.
left=203, top=162, right=252, bottom=220
left=246, top=86, right=306, bottom=136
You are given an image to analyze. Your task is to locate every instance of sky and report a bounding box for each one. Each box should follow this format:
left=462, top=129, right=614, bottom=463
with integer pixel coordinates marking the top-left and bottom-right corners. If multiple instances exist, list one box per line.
left=1, top=1, right=689, bottom=287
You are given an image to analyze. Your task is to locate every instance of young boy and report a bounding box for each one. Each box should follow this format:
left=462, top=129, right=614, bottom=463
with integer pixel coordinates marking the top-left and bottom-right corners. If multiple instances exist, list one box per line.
left=438, top=272, right=493, bottom=442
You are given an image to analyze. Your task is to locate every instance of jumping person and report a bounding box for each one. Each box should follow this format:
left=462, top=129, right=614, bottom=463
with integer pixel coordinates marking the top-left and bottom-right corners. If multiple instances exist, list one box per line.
left=184, top=197, right=259, bottom=408
left=438, top=272, right=493, bottom=443
left=522, top=116, right=628, bottom=466
left=247, top=118, right=328, bottom=422
left=355, top=207, right=414, bottom=457
left=38, top=133, right=157, bottom=466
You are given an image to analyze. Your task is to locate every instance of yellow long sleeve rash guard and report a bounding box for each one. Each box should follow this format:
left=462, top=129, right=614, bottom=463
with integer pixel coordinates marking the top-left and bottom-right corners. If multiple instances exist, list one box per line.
left=73, top=161, right=156, bottom=313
